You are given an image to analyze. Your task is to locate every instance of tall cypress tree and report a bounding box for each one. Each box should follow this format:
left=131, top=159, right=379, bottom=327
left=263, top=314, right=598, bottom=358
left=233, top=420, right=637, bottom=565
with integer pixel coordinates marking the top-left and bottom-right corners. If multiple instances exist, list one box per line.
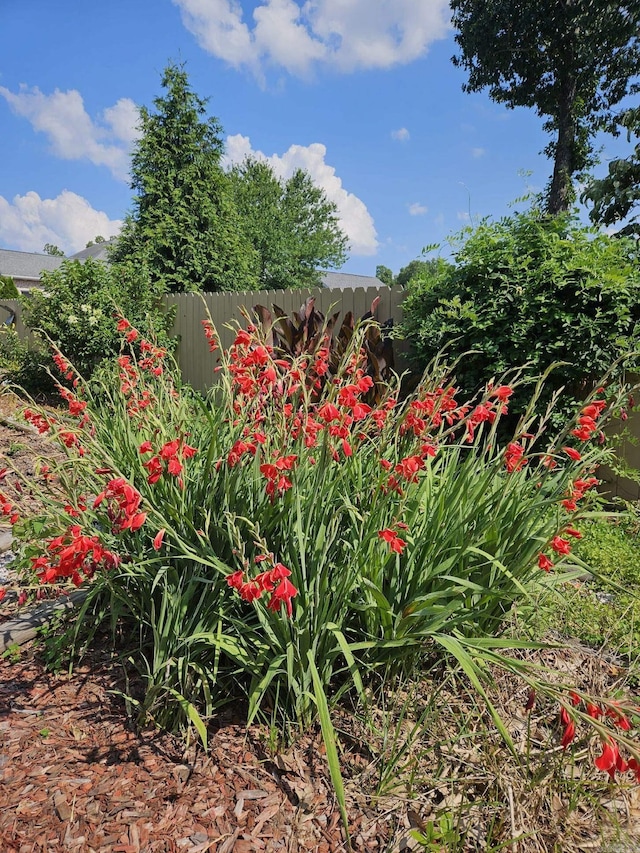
left=113, top=63, right=259, bottom=293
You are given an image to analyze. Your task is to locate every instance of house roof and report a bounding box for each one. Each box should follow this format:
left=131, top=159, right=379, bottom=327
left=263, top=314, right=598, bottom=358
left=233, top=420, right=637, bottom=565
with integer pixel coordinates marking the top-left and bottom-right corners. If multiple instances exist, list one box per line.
left=320, top=271, right=384, bottom=289
left=0, top=248, right=65, bottom=281
left=68, top=238, right=117, bottom=262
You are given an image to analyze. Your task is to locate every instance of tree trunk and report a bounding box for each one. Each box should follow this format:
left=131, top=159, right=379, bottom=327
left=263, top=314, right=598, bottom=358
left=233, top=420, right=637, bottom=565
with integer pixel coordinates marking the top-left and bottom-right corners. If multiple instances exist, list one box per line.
left=547, top=75, right=577, bottom=215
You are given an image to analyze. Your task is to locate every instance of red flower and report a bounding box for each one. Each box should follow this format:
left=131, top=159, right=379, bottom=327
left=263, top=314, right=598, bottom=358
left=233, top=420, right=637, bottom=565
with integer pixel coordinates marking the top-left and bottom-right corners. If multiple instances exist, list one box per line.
left=226, top=570, right=244, bottom=590
left=550, top=536, right=571, bottom=555
left=490, top=385, right=513, bottom=402
left=378, top=528, right=407, bottom=554
left=267, top=577, right=298, bottom=617
left=153, top=529, right=165, bottom=550
left=538, top=553, right=554, bottom=572
left=562, top=446, right=582, bottom=462
left=560, top=708, right=576, bottom=749
left=0, top=588, right=5, bottom=602
left=139, top=440, right=153, bottom=454
left=595, top=738, right=627, bottom=779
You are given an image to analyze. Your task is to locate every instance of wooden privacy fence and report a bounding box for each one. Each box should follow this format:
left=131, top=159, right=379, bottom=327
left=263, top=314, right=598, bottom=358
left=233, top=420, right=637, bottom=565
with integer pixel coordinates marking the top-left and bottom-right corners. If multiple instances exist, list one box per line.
left=164, top=285, right=406, bottom=392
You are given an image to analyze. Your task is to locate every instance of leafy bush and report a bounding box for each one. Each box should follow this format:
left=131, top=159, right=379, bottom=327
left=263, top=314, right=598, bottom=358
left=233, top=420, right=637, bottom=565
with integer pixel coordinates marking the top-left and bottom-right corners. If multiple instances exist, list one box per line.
left=0, top=329, right=56, bottom=397
left=401, top=209, right=640, bottom=420
left=22, top=258, right=171, bottom=382
left=6, top=316, right=640, bottom=788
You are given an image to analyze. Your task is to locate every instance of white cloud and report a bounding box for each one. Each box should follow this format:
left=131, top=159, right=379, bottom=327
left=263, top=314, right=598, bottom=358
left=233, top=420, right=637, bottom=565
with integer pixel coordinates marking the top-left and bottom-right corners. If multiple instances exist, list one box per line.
left=0, top=85, right=139, bottom=181
left=471, top=147, right=485, bottom=158
left=408, top=202, right=427, bottom=216
left=224, top=133, right=378, bottom=255
left=173, top=0, right=450, bottom=77
left=0, top=190, right=122, bottom=254
left=457, top=211, right=470, bottom=222
left=391, top=127, right=410, bottom=142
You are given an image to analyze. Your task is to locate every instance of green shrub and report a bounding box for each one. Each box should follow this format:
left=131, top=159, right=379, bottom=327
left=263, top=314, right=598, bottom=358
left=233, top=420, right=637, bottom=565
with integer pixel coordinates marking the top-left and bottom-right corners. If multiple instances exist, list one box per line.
left=22, top=258, right=171, bottom=383
left=401, top=209, right=640, bottom=420
left=0, top=329, right=56, bottom=397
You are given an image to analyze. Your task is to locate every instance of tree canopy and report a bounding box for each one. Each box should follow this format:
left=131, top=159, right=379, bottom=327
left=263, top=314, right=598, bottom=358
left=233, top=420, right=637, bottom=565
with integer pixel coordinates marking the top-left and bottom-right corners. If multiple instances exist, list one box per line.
left=112, top=63, right=259, bottom=293
left=450, top=0, right=640, bottom=215
left=228, top=157, right=348, bottom=290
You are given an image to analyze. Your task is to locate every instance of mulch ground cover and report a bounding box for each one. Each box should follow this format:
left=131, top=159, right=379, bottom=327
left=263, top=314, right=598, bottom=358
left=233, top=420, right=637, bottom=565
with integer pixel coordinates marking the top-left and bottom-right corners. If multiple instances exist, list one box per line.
left=0, top=642, right=398, bottom=852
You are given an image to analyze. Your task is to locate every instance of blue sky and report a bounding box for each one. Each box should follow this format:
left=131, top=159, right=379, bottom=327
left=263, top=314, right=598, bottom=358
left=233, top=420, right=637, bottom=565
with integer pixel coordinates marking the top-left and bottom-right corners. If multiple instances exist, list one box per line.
left=0, top=0, right=631, bottom=277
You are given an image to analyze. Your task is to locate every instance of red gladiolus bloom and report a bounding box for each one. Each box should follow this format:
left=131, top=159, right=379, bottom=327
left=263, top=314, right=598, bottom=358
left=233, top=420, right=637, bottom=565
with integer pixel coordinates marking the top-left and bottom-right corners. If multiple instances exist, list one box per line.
left=595, top=738, right=627, bottom=779
left=491, top=385, right=513, bottom=401
left=562, top=447, right=582, bottom=462
left=550, top=536, right=571, bottom=555
left=586, top=702, right=602, bottom=719
left=538, top=554, right=554, bottom=572
left=378, top=528, right=407, bottom=554
left=226, top=570, right=244, bottom=590
left=139, top=440, right=153, bottom=454
left=0, top=588, right=5, bottom=602
left=560, top=707, right=576, bottom=749
left=153, top=529, right=165, bottom=550
left=564, top=527, right=582, bottom=539
left=267, top=577, right=298, bottom=617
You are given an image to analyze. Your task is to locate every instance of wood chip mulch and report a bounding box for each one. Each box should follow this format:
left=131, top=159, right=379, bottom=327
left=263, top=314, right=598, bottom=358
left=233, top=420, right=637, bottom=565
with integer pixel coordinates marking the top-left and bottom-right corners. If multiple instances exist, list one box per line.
left=0, top=644, right=390, bottom=853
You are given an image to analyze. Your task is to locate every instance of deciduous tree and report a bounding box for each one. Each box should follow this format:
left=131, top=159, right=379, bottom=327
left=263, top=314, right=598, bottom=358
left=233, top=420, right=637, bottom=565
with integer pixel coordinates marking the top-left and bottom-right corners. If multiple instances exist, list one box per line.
left=228, top=157, right=347, bottom=290
left=450, top=0, right=640, bottom=214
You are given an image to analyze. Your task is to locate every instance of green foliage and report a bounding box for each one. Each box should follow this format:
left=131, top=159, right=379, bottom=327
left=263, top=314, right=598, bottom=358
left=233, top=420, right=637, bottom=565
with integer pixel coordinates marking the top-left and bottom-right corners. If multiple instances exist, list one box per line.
left=401, top=209, right=640, bottom=418
left=229, top=157, right=348, bottom=290
left=112, top=62, right=259, bottom=293
left=0, top=275, right=19, bottom=299
left=450, top=0, right=640, bottom=213
left=584, top=107, right=640, bottom=238
left=539, top=518, right=640, bottom=660
left=22, top=258, right=170, bottom=381
left=0, top=329, right=55, bottom=396
left=396, top=258, right=453, bottom=290
left=376, top=265, right=394, bottom=286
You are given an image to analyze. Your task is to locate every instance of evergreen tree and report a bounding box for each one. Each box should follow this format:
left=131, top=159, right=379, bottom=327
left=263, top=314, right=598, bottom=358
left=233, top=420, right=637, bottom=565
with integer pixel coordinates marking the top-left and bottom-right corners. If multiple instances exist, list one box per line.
left=113, top=63, right=259, bottom=293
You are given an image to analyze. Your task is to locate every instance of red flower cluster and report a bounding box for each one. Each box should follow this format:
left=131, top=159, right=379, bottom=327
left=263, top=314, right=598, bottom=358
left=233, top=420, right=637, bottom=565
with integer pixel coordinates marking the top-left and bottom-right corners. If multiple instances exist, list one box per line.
left=52, top=351, right=74, bottom=382
left=24, top=408, right=51, bottom=434
left=378, top=526, right=407, bottom=554
left=57, top=385, right=89, bottom=422
left=93, top=477, right=146, bottom=532
left=202, top=319, right=218, bottom=353
left=260, top=454, right=297, bottom=501
left=139, top=438, right=197, bottom=484
left=572, top=398, right=606, bottom=442
left=561, top=475, right=598, bottom=513
left=227, top=560, right=298, bottom=617
left=555, top=694, right=640, bottom=782
left=31, top=525, right=119, bottom=587
left=0, top=491, right=19, bottom=526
